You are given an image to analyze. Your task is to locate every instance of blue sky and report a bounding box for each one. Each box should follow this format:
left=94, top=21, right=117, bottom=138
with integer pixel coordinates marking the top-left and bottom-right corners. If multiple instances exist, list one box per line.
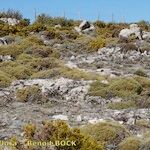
left=0, top=0, right=150, bottom=23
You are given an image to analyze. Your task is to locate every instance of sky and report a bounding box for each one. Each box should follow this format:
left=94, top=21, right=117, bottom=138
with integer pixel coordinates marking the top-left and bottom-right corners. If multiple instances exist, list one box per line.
left=0, top=0, right=150, bottom=23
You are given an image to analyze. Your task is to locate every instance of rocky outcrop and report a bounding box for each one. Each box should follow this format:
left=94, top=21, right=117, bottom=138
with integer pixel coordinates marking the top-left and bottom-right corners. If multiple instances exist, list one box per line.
left=74, top=20, right=95, bottom=34
left=119, top=24, right=143, bottom=40
left=0, top=18, right=20, bottom=26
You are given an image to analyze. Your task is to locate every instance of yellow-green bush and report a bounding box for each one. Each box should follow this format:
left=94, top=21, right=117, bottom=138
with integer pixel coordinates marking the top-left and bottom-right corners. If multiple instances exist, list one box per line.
left=16, top=85, right=43, bottom=103
left=22, top=120, right=103, bottom=150
left=81, top=122, right=129, bottom=148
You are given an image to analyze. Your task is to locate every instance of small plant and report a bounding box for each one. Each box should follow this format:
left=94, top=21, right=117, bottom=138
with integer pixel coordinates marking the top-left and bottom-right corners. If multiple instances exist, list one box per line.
left=89, top=37, right=106, bottom=50
left=16, top=85, right=43, bottom=103
left=81, top=122, right=129, bottom=148
left=23, top=124, right=36, bottom=139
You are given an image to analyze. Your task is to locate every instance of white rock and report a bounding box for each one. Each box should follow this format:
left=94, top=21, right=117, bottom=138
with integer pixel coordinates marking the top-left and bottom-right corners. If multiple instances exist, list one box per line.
left=52, top=115, right=68, bottom=121
left=76, top=115, right=82, bottom=122
left=119, top=24, right=142, bottom=40
left=88, top=118, right=106, bottom=124
left=0, top=18, right=20, bottom=26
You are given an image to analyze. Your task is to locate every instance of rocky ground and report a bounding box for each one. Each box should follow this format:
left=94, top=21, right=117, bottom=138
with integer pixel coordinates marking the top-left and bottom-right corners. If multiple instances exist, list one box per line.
left=0, top=17, right=150, bottom=149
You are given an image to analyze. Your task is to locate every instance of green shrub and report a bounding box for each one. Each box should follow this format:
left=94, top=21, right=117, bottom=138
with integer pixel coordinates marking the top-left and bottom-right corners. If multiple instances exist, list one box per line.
left=118, top=137, right=141, bottom=150
left=16, top=85, right=43, bottom=103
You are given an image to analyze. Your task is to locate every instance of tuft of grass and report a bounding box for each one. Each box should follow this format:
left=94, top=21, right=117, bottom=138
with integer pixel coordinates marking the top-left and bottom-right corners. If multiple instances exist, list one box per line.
left=0, top=71, right=12, bottom=88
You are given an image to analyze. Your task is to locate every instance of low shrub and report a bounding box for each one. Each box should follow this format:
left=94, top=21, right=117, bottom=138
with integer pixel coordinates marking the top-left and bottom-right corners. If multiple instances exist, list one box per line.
left=89, top=78, right=143, bottom=99
left=89, top=37, right=106, bottom=51
left=81, top=122, right=129, bottom=148
left=16, top=85, right=43, bottom=103
left=22, top=120, right=103, bottom=150
left=118, top=137, right=141, bottom=150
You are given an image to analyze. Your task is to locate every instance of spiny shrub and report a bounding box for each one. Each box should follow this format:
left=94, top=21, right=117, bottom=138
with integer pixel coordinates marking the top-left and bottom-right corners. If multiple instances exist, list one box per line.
left=81, top=122, right=129, bottom=148
left=118, top=137, right=141, bottom=150
left=22, top=120, right=103, bottom=150
left=89, top=37, right=106, bottom=50
left=16, top=85, right=43, bottom=103
left=89, top=78, right=143, bottom=99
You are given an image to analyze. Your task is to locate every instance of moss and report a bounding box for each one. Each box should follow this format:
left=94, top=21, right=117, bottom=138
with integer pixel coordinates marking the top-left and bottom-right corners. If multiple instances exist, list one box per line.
left=16, top=85, right=43, bottom=103
left=81, top=122, right=129, bottom=148
left=0, top=71, right=12, bottom=88
left=118, top=137, right=141, bottom=150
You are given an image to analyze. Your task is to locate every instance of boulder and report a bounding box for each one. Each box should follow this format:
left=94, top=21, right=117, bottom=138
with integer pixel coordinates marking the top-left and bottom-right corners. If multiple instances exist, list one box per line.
left=119, top=24, right=142, bottom=40
left=79, top=20, right=91, bottom=30
left=74, top=20, right=95, bottom=34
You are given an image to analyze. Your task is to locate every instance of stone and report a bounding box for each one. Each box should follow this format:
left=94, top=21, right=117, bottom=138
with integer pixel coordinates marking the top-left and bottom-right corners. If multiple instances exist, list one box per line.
left=74, top=20, right=95, bottom=34
left=0, top=18, right=20, bottom=26
left=54, top=24, right=62, bottom=28
left=79, top=20, right=91, bottom=30
left=119, top=24, right=142, bottom=40
left=52, top=115, right=68, bottom=121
